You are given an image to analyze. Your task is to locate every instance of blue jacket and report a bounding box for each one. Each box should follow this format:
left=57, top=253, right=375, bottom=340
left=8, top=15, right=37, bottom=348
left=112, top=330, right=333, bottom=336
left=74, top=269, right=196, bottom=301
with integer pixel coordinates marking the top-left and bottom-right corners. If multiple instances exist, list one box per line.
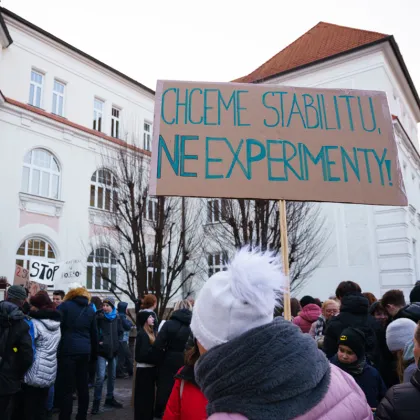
left=331, top=355, right=387, bottom=408
left=117, top=302, right=133, bottom=342
left=57, top=288, right=98, bottom=357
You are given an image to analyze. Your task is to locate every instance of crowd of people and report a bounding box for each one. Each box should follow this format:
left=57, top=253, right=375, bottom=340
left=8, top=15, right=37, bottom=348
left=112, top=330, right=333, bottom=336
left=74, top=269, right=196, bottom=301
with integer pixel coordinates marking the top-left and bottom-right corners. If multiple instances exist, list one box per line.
left=1, top=248, right=420, bottom=419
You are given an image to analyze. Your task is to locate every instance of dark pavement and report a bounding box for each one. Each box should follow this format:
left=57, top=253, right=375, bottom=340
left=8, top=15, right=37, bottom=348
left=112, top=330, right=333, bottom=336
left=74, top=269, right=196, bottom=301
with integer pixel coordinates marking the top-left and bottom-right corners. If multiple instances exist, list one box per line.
left=53, top=377, right=135, bottom=420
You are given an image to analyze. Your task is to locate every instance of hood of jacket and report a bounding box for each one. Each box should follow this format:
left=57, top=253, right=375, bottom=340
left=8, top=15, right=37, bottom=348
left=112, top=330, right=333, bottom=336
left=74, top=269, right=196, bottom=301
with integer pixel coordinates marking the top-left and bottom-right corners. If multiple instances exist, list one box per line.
left=64, top=287, right=91, bottom=303
left=29, top=309, right=61, bottom=332
left=396, top=303, right=420, bottom=323
left=340, top=293, right=369, bottom=315
left=171, top=308, right=192, bottom=325
left=0, top=301, right=25, bottom=326
left=117, top=301, right=128, bottom=314
left=300, top=304, right=322, bottom=323
left=195, top=318, right=331, bottom=420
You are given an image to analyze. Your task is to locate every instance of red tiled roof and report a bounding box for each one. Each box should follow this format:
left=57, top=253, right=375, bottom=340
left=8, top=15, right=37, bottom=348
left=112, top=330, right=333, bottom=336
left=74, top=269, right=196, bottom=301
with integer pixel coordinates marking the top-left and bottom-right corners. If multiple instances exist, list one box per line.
left=3, top=96, right=149, bottom=155
left=234, top=22, right=389, bottom=83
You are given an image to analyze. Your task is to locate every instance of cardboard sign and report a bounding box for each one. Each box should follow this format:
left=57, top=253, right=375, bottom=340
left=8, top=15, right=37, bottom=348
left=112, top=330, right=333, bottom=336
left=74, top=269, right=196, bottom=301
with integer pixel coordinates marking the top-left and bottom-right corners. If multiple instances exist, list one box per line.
left=14, top=264, right=29, bottom=286
left=150, top=81, right=407, bottom=206
left=29, top=260, right=60, bottom=286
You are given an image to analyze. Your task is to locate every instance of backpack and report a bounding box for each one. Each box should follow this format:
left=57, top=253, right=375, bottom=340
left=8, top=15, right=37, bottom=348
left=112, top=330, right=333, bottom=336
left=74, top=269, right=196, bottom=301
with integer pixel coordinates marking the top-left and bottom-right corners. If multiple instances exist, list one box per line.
left=0, top=323, right=11, bottom=368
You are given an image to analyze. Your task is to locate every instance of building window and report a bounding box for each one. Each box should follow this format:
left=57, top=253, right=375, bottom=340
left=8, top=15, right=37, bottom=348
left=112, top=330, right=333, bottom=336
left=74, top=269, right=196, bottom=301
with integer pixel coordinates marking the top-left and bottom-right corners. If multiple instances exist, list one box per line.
left=29, top=70, right=44, bottom=108
left=111, top=107, right=120, bottom=138
left=147, top=255, right=165, bottom=293
left=208, top=252, right=228, bottom=278
left=86, top=248, right=117, bottom=290
left=52, top=80, right=65, bottom=116
left=16, top=238, right=56, bottom=270
left=143, top=122, right=152, bottom=151
left=144, top=197, right=158, bottom=222
left=22, top=149, right=61, bottom=199
left=90, top=169, right=118, bottom=211
left=93, top=99, right=104, bottom=131
left=207, top=199, right=227, bottom=223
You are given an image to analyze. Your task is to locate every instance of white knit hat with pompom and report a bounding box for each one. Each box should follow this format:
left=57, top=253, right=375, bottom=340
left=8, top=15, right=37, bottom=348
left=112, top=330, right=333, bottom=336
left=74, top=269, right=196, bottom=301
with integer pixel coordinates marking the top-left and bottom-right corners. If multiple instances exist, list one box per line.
left=191, top=248, right=285, bottom=351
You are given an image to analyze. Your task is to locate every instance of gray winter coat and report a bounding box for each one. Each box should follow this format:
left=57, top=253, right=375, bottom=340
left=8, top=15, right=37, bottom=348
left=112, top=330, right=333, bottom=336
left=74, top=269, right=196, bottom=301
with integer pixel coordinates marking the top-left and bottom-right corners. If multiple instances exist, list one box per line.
left=24, top=309, right=61, bottom=388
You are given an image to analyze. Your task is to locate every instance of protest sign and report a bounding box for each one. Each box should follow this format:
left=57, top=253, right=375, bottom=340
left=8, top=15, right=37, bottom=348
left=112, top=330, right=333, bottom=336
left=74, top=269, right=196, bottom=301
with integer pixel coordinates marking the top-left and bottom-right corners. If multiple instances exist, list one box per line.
left=29, top=260, right=60, bottom=286
left=150, top=80, right=407, bottom=206
left=55, top=259, right=84, bottom=285
left=14, top=264, right=29, bottom=286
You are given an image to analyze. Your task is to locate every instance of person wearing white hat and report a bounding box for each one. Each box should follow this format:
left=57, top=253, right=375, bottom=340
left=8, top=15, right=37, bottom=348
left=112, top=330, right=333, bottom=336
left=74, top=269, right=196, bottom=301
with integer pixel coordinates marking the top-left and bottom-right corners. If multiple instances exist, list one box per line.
left=191, top=248, right=373, bottom=420
left=386, top=318, right=417, bottom=383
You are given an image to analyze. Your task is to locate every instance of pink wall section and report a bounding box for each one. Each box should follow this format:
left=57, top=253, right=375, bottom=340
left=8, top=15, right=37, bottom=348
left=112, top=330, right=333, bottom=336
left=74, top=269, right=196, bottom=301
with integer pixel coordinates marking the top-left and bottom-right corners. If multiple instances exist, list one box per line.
left=19, top=210, right=59, bottom=232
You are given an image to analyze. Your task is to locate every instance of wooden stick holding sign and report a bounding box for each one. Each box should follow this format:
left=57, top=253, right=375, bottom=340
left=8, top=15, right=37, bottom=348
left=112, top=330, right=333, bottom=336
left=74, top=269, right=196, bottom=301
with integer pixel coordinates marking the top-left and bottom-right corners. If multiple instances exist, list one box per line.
left=279, top=200, right=291, bottom=321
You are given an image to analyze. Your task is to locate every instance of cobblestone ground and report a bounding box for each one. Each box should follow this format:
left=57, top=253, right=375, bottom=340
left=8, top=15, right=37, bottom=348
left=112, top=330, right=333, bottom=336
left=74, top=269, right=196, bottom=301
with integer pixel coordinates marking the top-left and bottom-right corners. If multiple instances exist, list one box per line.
left=53, top=378, right=135, bottom=420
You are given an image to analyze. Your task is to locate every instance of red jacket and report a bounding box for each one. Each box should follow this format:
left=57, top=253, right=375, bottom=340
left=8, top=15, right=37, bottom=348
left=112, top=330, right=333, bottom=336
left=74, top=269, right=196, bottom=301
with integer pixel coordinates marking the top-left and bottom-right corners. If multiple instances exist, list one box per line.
left=293, top=304, right=322, bottom=333
left=163, top=366, right=207, bottom=420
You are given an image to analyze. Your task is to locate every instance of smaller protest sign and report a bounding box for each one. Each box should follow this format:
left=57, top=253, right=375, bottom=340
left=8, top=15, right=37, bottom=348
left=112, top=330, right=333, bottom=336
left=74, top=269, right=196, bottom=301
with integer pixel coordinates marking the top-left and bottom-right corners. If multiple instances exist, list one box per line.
left=14, top=264, right=29, bottom=286
left=29, top=260, right=60, bottom=286
left=55, top=259, right=84, bottom=285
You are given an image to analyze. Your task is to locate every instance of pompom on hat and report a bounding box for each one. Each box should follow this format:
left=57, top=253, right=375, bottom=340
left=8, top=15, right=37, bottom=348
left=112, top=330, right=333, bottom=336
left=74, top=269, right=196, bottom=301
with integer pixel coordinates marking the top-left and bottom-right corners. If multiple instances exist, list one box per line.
left=191, top=248, right=284, bottom=351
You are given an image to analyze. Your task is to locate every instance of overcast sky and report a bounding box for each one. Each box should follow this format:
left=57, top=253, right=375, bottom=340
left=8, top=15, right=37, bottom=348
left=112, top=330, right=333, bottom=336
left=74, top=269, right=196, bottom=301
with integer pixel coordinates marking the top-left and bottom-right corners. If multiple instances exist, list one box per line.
left=3, top=0, right=420, bottom=94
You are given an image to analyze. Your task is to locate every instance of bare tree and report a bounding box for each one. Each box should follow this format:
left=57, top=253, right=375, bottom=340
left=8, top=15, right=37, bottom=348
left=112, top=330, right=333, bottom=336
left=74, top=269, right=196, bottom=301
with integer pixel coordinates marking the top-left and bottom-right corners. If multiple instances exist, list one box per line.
left=92, top=142, right=205, bottom=320
left=204, top=199, right=329, bottom=293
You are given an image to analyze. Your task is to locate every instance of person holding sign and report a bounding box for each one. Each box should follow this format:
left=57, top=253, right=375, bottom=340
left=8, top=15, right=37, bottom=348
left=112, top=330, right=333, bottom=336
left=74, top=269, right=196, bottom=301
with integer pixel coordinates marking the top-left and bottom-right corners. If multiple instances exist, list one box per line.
left=190, top=248, right=373, bottom=420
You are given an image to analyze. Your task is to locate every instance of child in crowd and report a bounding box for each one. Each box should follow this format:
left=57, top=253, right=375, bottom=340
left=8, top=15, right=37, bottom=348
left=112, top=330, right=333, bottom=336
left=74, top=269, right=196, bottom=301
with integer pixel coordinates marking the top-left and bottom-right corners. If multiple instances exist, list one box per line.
left=331, top=327, right=387, bottom=409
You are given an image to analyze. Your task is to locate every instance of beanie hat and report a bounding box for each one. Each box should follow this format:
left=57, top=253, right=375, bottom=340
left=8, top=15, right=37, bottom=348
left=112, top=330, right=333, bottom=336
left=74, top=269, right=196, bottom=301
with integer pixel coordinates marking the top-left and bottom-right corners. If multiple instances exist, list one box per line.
left=386, top=318, right=417, bottom=352
left=190, top=248, right=284, bottom=352
left=31, top=291, right=54, bottom=310
left=103, top=296, right=116, bottom=309
left=137, top=310, right=153, bottom=327
left=410, top=282, right=420, bottom=303
left=300, top=296, right=316, bottom=308
left=339, top=327, right=366, bottom=359
left=7, top=285, right=27, bottom=301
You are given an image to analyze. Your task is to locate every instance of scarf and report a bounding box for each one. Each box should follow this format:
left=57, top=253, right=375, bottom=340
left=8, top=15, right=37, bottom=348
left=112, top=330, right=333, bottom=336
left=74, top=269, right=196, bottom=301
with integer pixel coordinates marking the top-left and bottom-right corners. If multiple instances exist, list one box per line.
left=331, top=355, right=366, bottom=376
left=195, top=318, right=331, bottom=420
left=104, top=307, right=117, bottom=320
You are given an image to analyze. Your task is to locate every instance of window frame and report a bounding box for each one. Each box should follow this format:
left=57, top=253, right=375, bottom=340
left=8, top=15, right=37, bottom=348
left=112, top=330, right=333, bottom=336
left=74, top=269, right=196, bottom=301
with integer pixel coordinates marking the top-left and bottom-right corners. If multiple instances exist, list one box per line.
left=90, top=169, right=118, bottom=212
left=146, top=254, right=165, bottom=293
left=16, top=237, right=57, bottom=271
left=52, top=79, right=66, bottom=117
left=143, top=121, right=152, bottom=151
left=86, top=247, right=117, bottom=291
left=22, top=148, right=61, bottom=200
left=144, top=197, right=158, bottom=222
left=207, top=198, right=227, bottom=224
left=93, top=98, right=104, bottom=132
left=207, top=252, right=228, bottom=278
left=29, top=69, right=44, bottom=108
left=111, top=107, right=121, bottom=139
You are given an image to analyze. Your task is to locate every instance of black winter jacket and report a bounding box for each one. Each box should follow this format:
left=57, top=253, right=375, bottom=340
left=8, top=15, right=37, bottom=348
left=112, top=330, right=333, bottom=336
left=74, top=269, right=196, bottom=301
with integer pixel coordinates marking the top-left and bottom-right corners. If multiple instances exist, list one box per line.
left=376, top=364, right=420, bottom=420
left=394, top=303, right=420, bottom=323
left=58, top=292, right=98, bottom=358
left=0, top=301, right=34, bottom=396
left=96, top=310, right=122, bottom=359
left=154, top=309, right=192, bottom=362
left=324, top=293, right=380, bottom=361
left=135, top=328, right=159, bottom=365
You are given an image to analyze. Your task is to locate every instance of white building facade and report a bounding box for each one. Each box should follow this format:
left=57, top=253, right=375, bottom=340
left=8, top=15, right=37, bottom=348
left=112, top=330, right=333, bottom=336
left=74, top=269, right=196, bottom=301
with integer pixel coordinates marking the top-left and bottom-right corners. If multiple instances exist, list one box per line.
left=0, top=8, right=155, bottom=297
left=235, top=23, right=420, bottom=300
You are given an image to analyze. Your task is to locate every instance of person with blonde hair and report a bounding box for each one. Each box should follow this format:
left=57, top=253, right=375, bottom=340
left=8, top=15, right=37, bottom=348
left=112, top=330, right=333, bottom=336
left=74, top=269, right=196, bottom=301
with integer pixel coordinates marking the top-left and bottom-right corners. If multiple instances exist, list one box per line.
left=154, top=300, right=192, bottom=418
left=134, top=312, right=158, bottom=420
left=309, top=299, right=340, bottom=348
